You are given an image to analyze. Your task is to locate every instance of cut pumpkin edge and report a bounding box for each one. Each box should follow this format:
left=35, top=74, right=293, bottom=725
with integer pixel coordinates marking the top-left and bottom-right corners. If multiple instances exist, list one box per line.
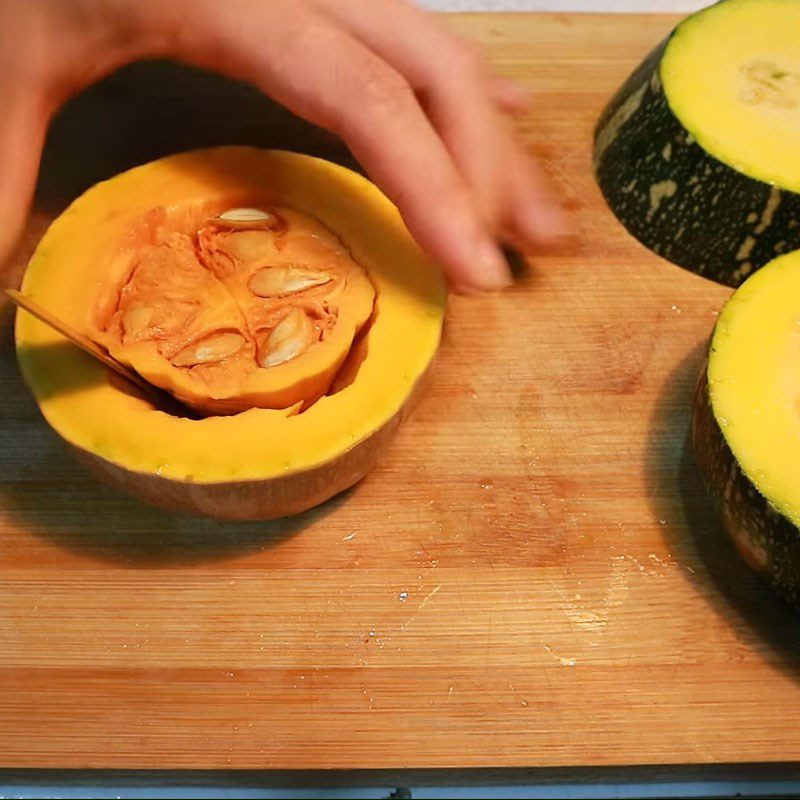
left=691, top=360, right=800, bottom=610
left=593, top=0, right=800, bottom=286
left=15, top=147, right=446, bottom=494
left=62, top=359, right=436, bottom=521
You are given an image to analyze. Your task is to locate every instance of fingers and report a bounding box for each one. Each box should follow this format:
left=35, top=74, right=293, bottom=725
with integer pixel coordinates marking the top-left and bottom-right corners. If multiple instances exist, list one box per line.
left=0, top=93, right=45, bottom=272
left=314, top=0, right=533, bottom=117
left=325, top=52, right=511, bottom=290
left=313, top=0, right=506, bottom=224
left=311, top=0, right=566, bottom=251
left=489, top=76, right=533, bottom=116
left=166, top=1, right=511, bottom=289
left=503, top=145, right=572, bottom=251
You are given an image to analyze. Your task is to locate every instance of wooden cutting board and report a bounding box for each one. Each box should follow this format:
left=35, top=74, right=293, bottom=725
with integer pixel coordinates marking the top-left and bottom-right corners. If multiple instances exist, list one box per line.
left=2, top=13, right=799, bottom=771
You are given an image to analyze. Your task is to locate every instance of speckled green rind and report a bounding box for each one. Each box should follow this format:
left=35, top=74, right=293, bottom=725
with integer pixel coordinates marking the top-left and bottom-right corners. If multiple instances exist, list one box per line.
left=691, top=359, right=800, bottom=612
left=594, top=38, right=800, bottom=288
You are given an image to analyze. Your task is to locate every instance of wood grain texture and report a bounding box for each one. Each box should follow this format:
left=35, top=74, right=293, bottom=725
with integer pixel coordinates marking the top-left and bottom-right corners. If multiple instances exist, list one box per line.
left=2, top=13, right=799, bottom=770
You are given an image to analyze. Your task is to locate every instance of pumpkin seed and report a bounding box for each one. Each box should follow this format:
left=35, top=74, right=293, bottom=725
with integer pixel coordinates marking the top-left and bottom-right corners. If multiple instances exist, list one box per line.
left=172, top=331, right=245, bottom=367
left=249, top=266, right=332, bottom=297
left=739, top=60, right=800, bottom=109
left=122, top=305, right=154, bottom=338
left=218, top=207, right=273, bottom=223
left=260, top=308, right=314, bottom=368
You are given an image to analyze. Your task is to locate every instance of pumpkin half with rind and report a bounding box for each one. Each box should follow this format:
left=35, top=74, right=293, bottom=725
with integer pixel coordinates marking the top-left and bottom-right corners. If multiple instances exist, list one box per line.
left=15, top=147, right=446, bottom=520
left=594, top=0, right=800, bottom=287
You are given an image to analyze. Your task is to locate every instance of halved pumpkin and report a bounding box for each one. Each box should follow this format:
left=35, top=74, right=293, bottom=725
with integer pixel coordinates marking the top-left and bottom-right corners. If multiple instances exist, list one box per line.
left=692, top=249, right=800, bottom=611
left=595, top=0, right=800, bottom=286
left=15, top=147, right=446, bottom=520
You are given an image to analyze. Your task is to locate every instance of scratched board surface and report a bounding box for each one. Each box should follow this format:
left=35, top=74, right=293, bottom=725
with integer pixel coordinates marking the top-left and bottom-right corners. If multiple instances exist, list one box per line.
left=1, top=14, right=799, bottom=770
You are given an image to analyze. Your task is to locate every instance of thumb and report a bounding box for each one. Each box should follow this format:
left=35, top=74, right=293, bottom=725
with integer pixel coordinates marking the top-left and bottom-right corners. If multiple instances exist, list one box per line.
left=0, top=94, right=46, bottom=276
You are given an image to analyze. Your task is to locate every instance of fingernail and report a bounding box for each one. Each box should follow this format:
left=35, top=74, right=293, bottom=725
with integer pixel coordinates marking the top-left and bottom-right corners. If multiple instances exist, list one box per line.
left=468, top=237, right=512, bottom=290
left=535, top=202, right=570, bottom=236
left=505, top=84, right=533, bottom=110
left=509, top=81, right=533, bottom=102
left=449, top=281, right=486, bottom=296
left=495, top=78, right=533, bottom=113
left=523, top=204, right=576, bottom=251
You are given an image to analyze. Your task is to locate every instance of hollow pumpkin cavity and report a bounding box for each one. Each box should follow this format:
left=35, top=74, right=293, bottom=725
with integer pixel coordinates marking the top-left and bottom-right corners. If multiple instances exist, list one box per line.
left=96, top=202, right=375, bottom=416
left=15, top=147, right=446, bottom=520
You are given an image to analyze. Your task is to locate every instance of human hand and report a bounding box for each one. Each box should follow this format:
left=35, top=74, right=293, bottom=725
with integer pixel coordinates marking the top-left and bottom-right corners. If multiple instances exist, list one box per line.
left=0, top=0, right=570, bottom=291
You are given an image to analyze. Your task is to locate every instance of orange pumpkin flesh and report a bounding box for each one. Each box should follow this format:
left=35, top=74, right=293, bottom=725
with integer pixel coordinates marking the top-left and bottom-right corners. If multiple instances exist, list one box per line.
left=96, top=202, right=375, bottom=416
